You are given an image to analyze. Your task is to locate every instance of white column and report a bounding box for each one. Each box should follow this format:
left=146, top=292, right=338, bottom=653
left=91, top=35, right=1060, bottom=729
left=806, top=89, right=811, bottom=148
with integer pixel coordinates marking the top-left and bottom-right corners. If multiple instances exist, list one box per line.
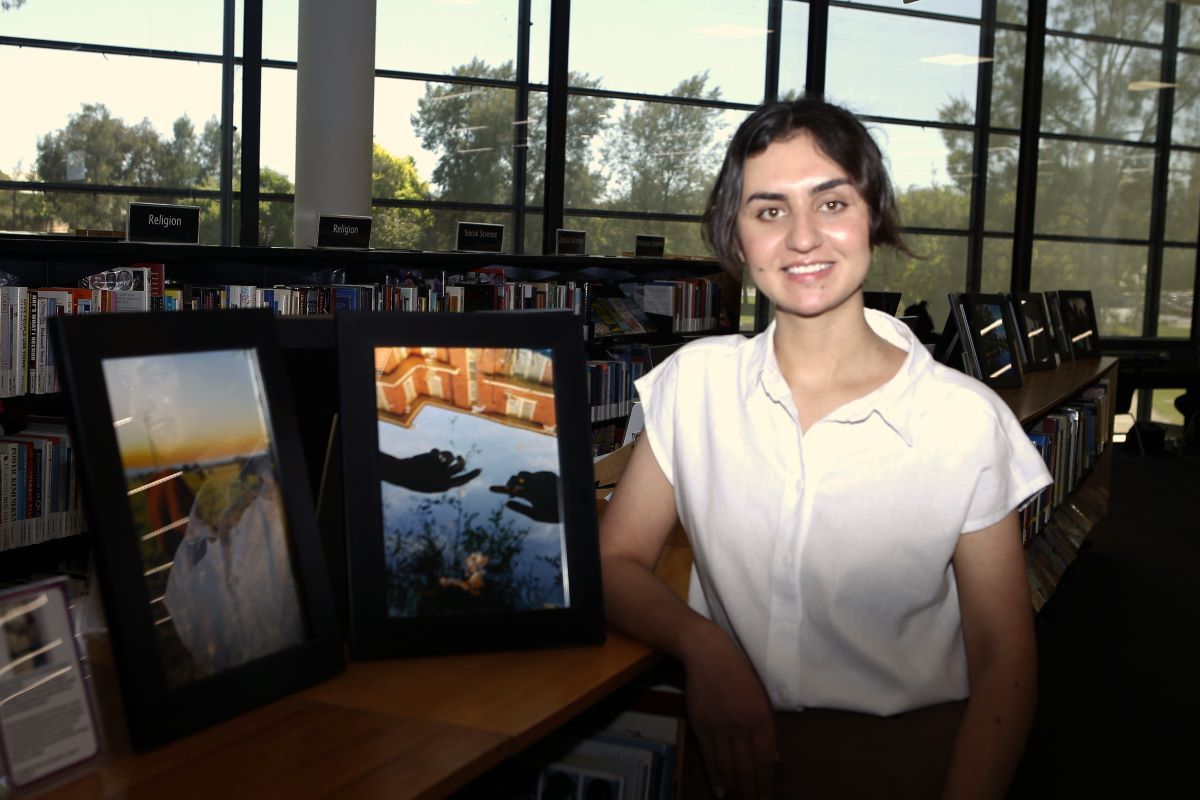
left=294, top=0, right=376, bottom=247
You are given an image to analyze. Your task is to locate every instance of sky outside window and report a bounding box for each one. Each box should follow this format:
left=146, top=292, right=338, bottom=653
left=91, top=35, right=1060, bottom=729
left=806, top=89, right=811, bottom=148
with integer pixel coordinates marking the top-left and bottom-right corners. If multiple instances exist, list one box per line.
left=842, top=0, right=981, bottom=18
left=568, top=0, right=770, bottom=104
left=0, top=46, right=223, bottom=180
left=0, top=0, right=224, bottom=53
left=5, top=0, right=998, bottom=195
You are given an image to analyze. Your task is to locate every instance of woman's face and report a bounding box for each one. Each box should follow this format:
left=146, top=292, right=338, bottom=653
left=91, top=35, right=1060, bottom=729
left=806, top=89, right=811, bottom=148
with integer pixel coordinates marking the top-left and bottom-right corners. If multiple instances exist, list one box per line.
left=735, top=131, right=873, bottom=322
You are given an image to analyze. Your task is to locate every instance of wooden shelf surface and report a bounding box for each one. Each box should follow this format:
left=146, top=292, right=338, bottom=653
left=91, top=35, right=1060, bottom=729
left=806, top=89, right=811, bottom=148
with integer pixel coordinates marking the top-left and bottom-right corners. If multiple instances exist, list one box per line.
left=999, top=356, right=1118, bottom=608
left=995, top=356, right=1118, bottom=424
left=39, top=546, right=693, bottom=800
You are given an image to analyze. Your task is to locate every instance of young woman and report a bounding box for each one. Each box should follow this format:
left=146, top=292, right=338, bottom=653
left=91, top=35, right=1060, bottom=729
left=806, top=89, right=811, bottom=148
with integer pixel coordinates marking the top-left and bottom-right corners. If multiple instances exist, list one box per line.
left=599, top=99, right=1052, bottom=799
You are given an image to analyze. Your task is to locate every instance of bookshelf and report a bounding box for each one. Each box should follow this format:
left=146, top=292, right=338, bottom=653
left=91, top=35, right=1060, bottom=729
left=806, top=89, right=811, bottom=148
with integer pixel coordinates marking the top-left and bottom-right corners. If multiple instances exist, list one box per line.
left=995, top=355, right=1119, bottom=611
left=0, top=235, right=731, bottom=555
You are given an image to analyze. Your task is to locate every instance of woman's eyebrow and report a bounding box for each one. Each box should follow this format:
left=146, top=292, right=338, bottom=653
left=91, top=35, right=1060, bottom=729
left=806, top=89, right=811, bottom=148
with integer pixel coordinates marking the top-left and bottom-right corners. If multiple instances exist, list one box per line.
left=744, top=178, right=850, bottom=204
left=744, top=191, right=787, bottom=203
left=812, top=178, right=850, bottom=194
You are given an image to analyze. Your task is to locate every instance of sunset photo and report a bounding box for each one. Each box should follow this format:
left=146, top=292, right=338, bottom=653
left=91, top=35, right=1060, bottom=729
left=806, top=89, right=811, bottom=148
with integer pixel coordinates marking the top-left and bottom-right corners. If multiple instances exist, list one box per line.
left=101, top=349, right=305, bottom=688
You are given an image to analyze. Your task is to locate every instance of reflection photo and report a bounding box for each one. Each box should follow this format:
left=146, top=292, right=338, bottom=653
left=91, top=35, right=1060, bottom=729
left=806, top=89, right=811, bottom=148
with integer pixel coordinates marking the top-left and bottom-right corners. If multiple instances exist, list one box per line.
left=102, top=349, right=305, bottom=689
left=375, top=346, right=568, bottom=618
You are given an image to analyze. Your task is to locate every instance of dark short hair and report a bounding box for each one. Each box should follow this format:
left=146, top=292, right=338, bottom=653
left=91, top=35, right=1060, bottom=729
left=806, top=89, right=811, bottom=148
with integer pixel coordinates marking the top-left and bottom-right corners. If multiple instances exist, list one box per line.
left=701, top=98, right=908, bottom=275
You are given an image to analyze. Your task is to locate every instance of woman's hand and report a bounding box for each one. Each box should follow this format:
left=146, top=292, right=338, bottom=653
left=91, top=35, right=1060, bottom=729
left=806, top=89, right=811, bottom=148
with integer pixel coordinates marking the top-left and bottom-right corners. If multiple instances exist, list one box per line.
left=681, top=624, right=778, bottom=800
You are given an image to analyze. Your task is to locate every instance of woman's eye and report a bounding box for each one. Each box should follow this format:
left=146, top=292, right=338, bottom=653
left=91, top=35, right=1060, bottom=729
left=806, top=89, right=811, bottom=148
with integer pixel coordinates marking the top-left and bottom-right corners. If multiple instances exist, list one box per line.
left=757, top=207, right=782, bottom=220
left=822, top=200, right=846, bottom=212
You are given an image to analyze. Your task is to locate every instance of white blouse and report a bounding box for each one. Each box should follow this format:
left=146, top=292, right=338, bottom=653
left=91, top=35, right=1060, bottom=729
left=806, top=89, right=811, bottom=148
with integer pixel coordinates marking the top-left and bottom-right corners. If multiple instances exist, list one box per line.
left=635, top=310, right=1052, bottom=715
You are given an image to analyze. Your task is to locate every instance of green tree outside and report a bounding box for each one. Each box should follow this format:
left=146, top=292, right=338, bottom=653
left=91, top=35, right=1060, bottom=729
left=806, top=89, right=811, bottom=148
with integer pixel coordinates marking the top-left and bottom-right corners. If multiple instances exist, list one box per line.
left=257, top=166, right=295, bottom=247
left=371, top=143, right=432, bottom=249
left=409, top=58, right=611, bottom=251
left=583, top=72, right=728, bottom=257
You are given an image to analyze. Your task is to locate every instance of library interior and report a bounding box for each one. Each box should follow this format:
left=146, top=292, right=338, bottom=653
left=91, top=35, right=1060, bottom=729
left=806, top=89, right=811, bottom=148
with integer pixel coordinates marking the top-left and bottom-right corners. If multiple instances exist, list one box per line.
left=0, top=1, right=1198, bottom=797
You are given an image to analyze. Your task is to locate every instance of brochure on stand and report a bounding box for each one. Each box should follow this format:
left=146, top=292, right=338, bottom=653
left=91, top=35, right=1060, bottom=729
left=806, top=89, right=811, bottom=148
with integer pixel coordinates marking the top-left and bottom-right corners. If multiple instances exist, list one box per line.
left=0, top=578, right=100, bottom=793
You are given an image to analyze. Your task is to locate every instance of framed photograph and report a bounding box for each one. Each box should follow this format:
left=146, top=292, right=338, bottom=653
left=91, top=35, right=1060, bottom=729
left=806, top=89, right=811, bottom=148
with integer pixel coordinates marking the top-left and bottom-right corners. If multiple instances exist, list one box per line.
left=956, top=293, right=1024, bottom=388
left=49, top=309, right=343, bottom=751
left=933, top=294, right=968, bottom=372
left=861, top=290, right=902, bottom=316
left=275, top=315, right=349, bottom=637
left=1054, top=289, right=1102, bottom=359
left=1007, top=292, right=1059, bottom=371
left=337, top=310, right=605, bottom=658
left=1042, top=291, right=1075, bottom=361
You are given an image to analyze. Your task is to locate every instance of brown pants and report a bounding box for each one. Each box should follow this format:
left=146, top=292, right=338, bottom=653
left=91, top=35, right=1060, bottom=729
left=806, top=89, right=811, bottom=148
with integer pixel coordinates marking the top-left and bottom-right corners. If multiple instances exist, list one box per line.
left=683, top=700, right=967, bottom=799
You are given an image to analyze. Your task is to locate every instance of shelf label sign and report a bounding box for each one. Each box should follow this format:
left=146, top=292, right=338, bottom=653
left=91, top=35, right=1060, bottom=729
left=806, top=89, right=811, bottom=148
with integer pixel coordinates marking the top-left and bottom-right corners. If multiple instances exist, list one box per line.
left=555, top=229, right=587, bottom=255
left=634, top=234, right=665, bottom=258
left=126, top=202, right=200, bottom=244
left=456, top=221, right=504, bottom=253
left=316, top=214, right=372, bottom=249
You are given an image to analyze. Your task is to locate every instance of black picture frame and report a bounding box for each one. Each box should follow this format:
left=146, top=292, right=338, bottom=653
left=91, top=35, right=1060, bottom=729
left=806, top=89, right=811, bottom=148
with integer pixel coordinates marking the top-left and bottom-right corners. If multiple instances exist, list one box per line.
left=275, top=315, right=349, bottom=638
left=50, top=309, right=343, bottom=751
left=1054, top=289, right=1103, bottom=359
left=1042, top=290, right=1075, bottom=361
left=337, top=310, right=605, bottom=659
left=955, top=293, right=1024, bottom=388
left=933, top=295, right=967, bottom=372
left=862, top=290, right=902, bottom=316
left=1007, top=292, right=1059, bottom=371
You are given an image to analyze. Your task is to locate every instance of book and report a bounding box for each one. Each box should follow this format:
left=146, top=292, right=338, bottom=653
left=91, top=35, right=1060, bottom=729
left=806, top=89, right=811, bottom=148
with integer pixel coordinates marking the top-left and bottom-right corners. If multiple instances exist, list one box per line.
left=536, top=756, right=625, bottom=800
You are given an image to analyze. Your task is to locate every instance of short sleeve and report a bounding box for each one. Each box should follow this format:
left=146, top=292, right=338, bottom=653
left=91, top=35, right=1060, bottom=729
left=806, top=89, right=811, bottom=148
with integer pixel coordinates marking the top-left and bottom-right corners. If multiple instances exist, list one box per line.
left=962, top=403, right=1054, bottom=533
left=633, top=355, right=678, bottom=487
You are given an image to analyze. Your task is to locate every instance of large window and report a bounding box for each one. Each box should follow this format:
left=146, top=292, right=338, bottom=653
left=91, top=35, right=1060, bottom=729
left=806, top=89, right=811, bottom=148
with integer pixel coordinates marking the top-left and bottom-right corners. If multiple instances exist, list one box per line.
left=829, top=1, right=993, bottom=328
left=563, top=0, right=770, bottom=257
left=1030, top=0, right=1190, bottom=339
left=0, top=0, right=232, bottom=242
left=0, top=0, right=1196, bottom=343
left=367, top=0, right=551, bottom=252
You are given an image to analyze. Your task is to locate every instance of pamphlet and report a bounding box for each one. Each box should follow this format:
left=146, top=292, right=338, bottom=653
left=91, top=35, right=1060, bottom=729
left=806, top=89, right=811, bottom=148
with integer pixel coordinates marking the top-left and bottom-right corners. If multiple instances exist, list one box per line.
left=0, top=579, right=99, bottom=792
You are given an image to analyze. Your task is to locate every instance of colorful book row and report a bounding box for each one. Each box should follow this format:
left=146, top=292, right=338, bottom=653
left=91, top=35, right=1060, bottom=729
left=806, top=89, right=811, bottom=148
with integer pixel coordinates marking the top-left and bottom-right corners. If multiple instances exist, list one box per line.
left=0, top=419, right=83, bottom=552
left=587, top=345, right=652, bottom=423
left=1020, top=377, right=1111, bottom=544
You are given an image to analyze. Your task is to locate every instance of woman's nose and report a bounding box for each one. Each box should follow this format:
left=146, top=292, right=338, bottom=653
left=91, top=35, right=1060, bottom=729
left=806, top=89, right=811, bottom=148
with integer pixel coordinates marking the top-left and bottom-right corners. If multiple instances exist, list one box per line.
left=785, top=209, right=823, bottom=252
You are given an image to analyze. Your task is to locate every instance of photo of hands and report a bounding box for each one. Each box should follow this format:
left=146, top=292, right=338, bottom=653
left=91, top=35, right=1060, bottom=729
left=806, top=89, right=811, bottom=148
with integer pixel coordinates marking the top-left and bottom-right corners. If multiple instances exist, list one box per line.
left=374, top=346, right=568, bottom=619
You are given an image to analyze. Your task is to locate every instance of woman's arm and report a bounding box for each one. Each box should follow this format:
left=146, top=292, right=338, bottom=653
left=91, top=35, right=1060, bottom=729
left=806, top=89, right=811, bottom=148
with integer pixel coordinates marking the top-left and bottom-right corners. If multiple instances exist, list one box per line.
left=942, top=510, right=1037, bottom=799
left=601, top=437, right=776, bottom=800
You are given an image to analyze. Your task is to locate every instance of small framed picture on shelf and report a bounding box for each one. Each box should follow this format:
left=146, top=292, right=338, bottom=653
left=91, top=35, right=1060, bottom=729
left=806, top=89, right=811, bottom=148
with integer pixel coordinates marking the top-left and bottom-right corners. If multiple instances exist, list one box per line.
left=955, top=293, right=1024, bottom=388
left=1007, top=292, right=1059, bottom=371
left=1053, top=289, right=1102, bottom=359
left=1042, top=291, right=1075, bottom=361
left=861, top=290, right=902, bottom=316
left=336, top=310, right=604, bottom=658
left=933, top=296, right=968, bottom=372
left=49, top=309, right=343, bottom=751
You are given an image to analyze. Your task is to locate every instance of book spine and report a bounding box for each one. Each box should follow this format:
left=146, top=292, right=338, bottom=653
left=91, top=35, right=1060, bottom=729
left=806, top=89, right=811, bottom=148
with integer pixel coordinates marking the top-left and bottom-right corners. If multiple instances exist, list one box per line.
left=0, top=444, right=12, bottom=550
left=0, top=288, right=9, bottom=398
left=36, top=296, right=50, bottom=394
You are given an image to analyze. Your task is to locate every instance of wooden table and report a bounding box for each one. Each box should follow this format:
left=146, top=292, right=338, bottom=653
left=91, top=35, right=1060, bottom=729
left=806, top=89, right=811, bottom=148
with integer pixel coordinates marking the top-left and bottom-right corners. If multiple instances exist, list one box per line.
left=42, top=545, right=693, bottom=800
